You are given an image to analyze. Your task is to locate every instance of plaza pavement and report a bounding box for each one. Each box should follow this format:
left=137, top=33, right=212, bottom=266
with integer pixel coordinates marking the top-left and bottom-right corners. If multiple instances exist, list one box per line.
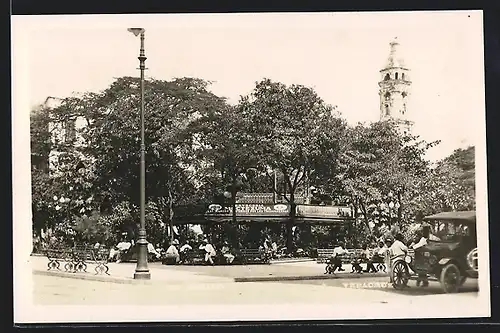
left=30, top=254, right=387, bottom=284
left=25, top=255, right=484, bottom=321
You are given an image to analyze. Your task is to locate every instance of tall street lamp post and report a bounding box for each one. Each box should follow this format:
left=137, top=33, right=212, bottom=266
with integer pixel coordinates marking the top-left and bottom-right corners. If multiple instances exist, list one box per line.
left=128, top=27, right=151, bottom=280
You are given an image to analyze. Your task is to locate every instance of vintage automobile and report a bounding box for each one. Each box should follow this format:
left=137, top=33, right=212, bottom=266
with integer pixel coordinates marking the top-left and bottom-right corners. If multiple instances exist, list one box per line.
left=391, top=211, right=478, bottom=293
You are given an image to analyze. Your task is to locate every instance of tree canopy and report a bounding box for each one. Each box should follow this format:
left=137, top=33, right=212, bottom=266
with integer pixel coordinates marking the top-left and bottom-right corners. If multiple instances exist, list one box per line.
left=30, top=76, right=476, bottom=251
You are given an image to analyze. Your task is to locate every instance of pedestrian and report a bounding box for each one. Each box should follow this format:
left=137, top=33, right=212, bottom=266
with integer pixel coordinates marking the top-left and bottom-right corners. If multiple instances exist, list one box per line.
left=411, top=225, right=436, bottom=287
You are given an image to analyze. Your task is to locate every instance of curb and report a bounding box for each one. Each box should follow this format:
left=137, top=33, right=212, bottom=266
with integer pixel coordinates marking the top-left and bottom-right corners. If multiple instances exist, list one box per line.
left=234, top=272, right=388, bottom=282
left=33, top=269, right=155, bottom=285
left=33, top=269, right=234, bottom=285
left=270, top=258, right=315, bottom=264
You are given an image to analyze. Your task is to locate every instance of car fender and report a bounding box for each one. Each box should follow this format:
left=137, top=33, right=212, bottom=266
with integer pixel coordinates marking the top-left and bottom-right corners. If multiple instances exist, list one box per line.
left=438, top=257, right=453, bottom=266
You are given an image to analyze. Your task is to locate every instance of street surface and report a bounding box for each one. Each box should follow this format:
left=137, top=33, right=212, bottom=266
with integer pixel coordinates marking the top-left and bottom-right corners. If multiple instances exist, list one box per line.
left=23, top=256, right=487, bottom=322
left=32, top=258, right=479, bottom=305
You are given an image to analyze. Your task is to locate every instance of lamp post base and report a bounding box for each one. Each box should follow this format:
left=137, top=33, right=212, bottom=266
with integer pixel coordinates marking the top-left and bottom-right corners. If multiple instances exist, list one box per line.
left=133, top=229, right=151, bottom=280
left=133, top=271, right=151, bottom=280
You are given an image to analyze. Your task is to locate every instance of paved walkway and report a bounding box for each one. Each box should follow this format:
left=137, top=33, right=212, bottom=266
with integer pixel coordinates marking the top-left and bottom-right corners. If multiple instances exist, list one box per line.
left=31, top=255, right=387, bottom=284
left=31, top=255, right=232, bottom=284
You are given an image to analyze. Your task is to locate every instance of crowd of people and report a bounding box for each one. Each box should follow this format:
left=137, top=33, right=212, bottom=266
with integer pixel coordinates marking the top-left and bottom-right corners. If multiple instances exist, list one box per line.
left=104, top=234, right=281, bottom=266
left=323, top=223, right=440, bottom=288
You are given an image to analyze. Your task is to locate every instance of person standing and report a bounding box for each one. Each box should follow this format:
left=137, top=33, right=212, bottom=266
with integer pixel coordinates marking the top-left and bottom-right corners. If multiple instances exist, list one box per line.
left=411, top=225, right=436, bottom=287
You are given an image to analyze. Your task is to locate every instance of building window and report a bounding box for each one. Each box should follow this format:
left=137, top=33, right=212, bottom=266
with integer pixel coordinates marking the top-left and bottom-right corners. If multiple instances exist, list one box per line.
left=402, top=92, right=407, bottom=98
left=384, top=73, right=390, bottom=81
left=402, top=73, right=405, bottom=80
left=395, top=72, right=399, bottom=80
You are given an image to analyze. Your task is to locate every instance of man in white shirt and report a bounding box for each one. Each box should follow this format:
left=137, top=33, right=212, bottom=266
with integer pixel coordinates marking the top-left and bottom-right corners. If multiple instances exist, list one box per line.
left=221, top=242, right=235, bottom=264
left=147, top=242, right=161, bottom=260
left=201, top=239, right=216, bottom=265
left=388, top=234, right=410, bottom=286
left=164, top=239, right=180, bottom=265
left=389, top=233, right=408, bottom=258
left=109, top=238, right=132, bottom=263
left=329, top=242, right=347, bottom=272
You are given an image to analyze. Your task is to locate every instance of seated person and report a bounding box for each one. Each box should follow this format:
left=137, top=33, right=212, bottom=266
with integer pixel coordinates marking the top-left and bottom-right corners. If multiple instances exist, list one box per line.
left=326, top=242, right=348, bottom=273
left=388, top=233, right=410, bottom=286
left=351, top=253, right=364, bottom=274
left=389, top=233, right=408, bottom=259
left=109, top=238, right=133, bottom=263
left=179, top=241, right=193, bottom=263
left=199, top=239, right=216, bottom=265
left=221, top=242, right=235, bottom=264
left=147, top=242, right=162, bottom=260
left=164, top=239, right=180, bottom=265
left=363, top=244, right=377, bottom=273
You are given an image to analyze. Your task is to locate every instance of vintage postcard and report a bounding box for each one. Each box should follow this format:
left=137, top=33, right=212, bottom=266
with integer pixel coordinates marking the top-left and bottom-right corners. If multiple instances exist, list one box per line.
left=12, top=10, right=490, bottom=323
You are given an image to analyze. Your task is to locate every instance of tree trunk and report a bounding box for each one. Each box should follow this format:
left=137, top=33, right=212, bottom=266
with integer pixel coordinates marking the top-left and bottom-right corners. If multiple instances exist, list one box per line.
left=360, top=199, right=370, bottom=231
left=230, top=175, right=238, bottom=248
left=287, top=194, right=296, bottom=254
left=397, top=190, right=403, bottom=227
left=168, top=188, right=175, bottom=243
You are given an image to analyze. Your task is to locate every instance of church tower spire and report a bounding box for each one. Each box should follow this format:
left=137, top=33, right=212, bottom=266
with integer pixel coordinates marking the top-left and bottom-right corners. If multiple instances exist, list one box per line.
left=378, top=37, right=413, bottom=133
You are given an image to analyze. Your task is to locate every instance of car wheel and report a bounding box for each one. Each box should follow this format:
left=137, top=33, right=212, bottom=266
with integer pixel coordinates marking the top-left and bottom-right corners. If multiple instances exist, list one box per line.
left=440, top=263, right=461, bottom=293
left=392, top=261, right=409, bottom=290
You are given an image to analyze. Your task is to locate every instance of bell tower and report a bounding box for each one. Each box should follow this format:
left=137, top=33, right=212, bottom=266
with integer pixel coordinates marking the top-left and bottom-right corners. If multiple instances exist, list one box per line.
left=378, top=37, right=413, bottom=133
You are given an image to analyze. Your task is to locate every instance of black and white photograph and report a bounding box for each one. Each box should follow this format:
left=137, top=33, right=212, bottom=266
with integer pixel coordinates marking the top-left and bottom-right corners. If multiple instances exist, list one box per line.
left=12, top=10, right=490, bottom=323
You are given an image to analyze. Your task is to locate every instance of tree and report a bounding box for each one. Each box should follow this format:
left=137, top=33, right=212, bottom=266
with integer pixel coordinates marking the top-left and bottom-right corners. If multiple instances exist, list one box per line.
left=194, top=101, right=266, bottom=246
left=410, top=146, right=475, bottom=215
left=76, top=76, right=229, bottom=243
left=31, top=76, right=229, bottom=245
left=241, top=79, right=346, bottom=252
left=334, top=121, right=437, bottom=238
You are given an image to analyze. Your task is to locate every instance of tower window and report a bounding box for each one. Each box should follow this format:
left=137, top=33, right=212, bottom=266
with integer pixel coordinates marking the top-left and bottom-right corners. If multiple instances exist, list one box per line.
left=384, top=92, right=391, bottom=100
left=385, top=104, right=390, bottom=116
left=395, top=72, right=399, bottom=80
left=402, top=92, right=407, bottom=98
left=402, top=73, right=405, bottom=80
left=384, top=73, right=390, bottom=81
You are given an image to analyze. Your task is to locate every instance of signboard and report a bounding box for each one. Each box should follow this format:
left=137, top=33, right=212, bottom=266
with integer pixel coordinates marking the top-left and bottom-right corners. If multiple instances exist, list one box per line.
left=296, top=205, right=352, bottom=219
left=205, top=203, right=290, bottom=217
left=205, top=203, right=351, bottom=219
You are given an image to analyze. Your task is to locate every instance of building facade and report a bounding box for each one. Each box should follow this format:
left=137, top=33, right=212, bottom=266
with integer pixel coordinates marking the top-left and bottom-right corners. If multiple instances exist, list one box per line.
left=31, top=96, right=90, bottom=175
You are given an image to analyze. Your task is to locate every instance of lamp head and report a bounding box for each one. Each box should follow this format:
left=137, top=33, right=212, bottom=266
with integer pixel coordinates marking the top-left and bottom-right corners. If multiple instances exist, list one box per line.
left=127, top=28, right=145, bottom=36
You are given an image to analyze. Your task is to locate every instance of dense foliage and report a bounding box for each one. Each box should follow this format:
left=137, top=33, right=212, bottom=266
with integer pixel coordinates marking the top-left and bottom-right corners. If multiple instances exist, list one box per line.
left=30, top=76, right=476, bottom=251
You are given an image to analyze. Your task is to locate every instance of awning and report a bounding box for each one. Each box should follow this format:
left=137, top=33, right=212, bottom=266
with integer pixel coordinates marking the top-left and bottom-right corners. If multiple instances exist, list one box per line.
left=423, top=211, right=476, bottom=223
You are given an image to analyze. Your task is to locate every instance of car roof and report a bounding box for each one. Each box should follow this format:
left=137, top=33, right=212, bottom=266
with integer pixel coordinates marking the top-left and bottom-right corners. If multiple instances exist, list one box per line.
left=423, top=211, right=476, bottom=223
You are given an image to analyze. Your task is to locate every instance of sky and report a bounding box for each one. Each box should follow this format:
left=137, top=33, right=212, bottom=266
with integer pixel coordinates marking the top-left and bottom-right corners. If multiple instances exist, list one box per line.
left=12, top=11, right=485, bottom=162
